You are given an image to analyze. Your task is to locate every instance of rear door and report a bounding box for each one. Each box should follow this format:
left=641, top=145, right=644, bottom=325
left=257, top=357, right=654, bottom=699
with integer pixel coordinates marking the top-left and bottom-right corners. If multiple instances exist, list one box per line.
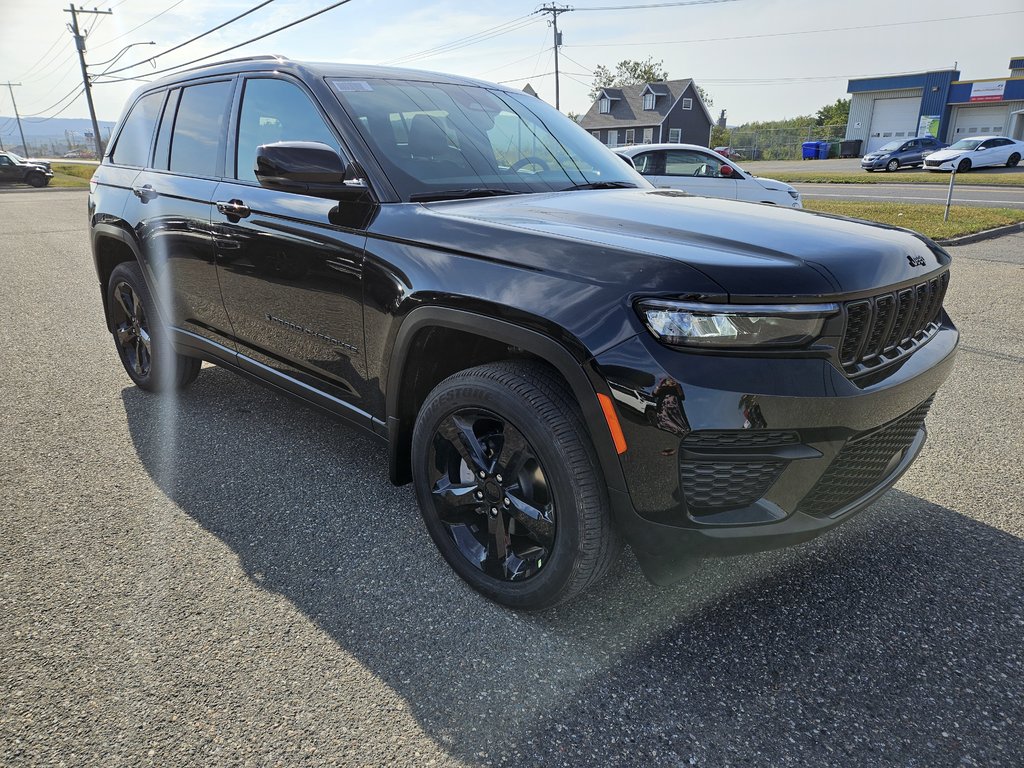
left=119, top=78, right=237, bottom=356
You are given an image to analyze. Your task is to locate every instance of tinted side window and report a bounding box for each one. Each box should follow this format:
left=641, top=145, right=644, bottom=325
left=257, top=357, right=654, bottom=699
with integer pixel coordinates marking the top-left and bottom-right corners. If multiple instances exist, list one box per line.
left=111, top=91, right=164, bottom=167
left=632, top=151, right=663, bottom=175
left=235, top=78, right=341, bottom=182
left=152, top=89, right=180, bottom=171
left=169, top=81, right=233, bottom=177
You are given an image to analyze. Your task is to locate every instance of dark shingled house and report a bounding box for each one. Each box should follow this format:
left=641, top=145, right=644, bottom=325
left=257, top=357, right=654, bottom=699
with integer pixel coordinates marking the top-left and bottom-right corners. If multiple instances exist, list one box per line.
left=579, top=79, right=714, bottom=148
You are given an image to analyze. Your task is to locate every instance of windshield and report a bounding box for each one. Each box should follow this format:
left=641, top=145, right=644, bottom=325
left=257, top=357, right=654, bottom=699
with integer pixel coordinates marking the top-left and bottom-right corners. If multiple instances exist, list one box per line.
left=948, top=139, right=982, bottom=151
left=877, top=141, right=902, bottom=153
left=8, top=152, right=26, bottom=162
left=330, top=78, right=648, bottom=201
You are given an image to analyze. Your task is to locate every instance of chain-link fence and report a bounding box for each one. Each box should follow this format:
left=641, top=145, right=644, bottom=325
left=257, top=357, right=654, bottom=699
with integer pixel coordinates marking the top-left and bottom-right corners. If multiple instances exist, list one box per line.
left=724, top=124, right=848, bottom=161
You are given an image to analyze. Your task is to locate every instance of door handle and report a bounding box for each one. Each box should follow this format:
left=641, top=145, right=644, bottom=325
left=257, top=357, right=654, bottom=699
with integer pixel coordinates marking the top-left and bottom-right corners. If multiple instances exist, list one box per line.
left=132, top=184, right=157, bottom=202
left=216, top=199, right=251, bottom=219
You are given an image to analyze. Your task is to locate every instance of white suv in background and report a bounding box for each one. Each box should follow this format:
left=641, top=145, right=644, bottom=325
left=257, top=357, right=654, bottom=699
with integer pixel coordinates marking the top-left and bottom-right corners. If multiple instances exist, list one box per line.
left=615, top=143, right=802, bottom=208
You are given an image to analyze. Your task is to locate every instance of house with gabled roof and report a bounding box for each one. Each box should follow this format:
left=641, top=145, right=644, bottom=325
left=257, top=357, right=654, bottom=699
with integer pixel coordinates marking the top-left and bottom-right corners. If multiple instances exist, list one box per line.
left=579, top=78, right=714, bottom=148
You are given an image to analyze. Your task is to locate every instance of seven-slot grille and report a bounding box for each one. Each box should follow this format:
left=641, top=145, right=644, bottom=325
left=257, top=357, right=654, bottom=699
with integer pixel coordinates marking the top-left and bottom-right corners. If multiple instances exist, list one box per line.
left=798, top=396, right=933, bottom=518
left=839, top=271, right=949, bottom=376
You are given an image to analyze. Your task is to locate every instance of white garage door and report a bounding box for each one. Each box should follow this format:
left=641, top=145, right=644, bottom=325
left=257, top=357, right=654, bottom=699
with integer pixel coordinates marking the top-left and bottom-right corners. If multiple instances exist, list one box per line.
left=866, top=97, right=921, bottom=154
left=951, top=105, right=1010, bottom=140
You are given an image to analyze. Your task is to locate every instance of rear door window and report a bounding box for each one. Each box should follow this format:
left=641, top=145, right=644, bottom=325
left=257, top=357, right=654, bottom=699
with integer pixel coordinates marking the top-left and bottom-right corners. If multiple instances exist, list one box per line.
left=168, top=80, right=233, bottom=177
left=111, top=91, right=165, bottom=167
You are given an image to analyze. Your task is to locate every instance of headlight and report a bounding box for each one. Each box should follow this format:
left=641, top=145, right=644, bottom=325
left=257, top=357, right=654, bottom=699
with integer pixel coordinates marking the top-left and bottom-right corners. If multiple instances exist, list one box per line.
left=878, top=154, right=890, bottom=159
left=788, top=189, right=800, bottom=200
left=637, top=300, right=839, bottom=348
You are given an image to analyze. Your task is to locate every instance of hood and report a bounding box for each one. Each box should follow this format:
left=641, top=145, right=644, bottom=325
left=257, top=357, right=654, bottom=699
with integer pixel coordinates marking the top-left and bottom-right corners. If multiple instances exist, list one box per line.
left=924, top=148, right=965, bottom=162
left=752, top=176, right=796, bottom=193
left=392, top=189, right=947, bottom=300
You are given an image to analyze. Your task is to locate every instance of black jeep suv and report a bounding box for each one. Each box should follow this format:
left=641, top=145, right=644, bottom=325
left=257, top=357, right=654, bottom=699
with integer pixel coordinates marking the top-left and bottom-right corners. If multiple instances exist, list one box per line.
left=89, top=57, right=958, bottom=609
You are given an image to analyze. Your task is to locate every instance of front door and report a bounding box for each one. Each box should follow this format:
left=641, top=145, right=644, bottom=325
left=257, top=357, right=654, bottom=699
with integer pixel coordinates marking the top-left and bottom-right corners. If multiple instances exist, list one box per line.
left=212, top=75, right=371, bottom=414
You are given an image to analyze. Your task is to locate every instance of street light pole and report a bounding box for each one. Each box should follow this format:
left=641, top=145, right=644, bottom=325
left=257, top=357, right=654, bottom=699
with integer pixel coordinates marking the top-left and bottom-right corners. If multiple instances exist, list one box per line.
left=65, top=4, right=112, bottom=159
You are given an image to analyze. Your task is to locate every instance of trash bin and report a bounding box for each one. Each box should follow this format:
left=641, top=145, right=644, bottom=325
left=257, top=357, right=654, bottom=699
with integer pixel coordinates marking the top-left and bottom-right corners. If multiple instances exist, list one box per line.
left=839, top=139, right=862, bottom=158
left=816, top=142, right=831, bottom=159
left=802, top=141, right=819, bottom=160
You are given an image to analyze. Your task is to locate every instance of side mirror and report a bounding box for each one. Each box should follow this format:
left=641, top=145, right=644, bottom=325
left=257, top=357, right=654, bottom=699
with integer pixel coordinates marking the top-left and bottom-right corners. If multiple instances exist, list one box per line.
left=255, top=141, right=370, bottom=200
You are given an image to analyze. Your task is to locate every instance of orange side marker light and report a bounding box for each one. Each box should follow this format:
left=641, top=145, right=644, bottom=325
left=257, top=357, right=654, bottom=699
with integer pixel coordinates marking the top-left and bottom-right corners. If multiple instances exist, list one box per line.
left=597, top=393, right=628, bottom=455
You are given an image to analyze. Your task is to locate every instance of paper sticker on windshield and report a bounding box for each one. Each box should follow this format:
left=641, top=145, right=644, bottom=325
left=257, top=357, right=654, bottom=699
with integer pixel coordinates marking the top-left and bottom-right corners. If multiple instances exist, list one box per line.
left=332, top=80, right=374, bottom=92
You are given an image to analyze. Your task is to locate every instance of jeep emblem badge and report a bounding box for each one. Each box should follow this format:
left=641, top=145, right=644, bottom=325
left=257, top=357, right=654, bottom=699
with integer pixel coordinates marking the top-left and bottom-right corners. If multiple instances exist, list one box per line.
left=907, top=254, right=927, bottom=267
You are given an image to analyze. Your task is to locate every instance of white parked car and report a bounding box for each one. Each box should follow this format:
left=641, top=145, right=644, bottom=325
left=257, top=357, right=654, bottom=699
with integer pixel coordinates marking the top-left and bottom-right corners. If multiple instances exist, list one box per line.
left=922, top=135, right=1023, bottom=172
left=615, top=143, right=801, bottom=208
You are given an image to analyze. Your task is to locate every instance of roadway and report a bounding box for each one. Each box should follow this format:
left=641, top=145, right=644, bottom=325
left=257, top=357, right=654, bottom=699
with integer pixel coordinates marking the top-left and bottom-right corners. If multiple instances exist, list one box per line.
left=794, top=181, right=1024, bottom=209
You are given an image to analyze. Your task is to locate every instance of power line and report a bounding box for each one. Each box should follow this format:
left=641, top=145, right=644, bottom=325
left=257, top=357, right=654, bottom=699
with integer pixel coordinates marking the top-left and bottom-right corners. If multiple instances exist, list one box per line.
left=567, top=9, right=1024, bottom=47
left=112, top=0, right=358, bottom=80
left=383, top=15, right=540, bottom=66
left=20, top=81, right=84, bottom=116
left=26, top=89, right=87, bottom=123
left=88, top=0, right=187, bottom=51
left=101, top=0, right=278, bottom=77
left=572, top=0, right=740, bottom=9
left=16, top=32, right=67, bottom=80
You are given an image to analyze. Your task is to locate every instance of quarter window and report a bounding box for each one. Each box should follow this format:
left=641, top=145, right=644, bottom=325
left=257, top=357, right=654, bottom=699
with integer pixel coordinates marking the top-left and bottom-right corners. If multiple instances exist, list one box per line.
left=111, top=91, right=164, bottom=167
left=235, top=78, right=342, bottom=182
left=168, top=81, right=233, bottom=177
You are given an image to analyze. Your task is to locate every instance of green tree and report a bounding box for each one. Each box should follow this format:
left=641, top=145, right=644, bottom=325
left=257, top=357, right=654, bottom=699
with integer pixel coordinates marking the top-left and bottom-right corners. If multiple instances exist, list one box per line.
left=710, top=124, right=731, bottom=148
left=589, top=57, right=669, bottom=101
left=816, top=97, right=850, bottom=127
left=695, top=84, right=713, bottom=109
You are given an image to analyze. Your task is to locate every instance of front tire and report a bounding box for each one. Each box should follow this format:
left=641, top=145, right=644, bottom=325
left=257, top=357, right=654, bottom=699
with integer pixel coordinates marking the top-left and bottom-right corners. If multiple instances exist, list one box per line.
left=411, top=361, right=622, bottom=609
left=957, top=158, right=971, bottom=173
left=107, top=261, right=201, bottom=392
left=26, top=172, right=48, bottom=187
left=1008, top=153, right=1021, bottom=168
left=885, top=159, right=899, bottom=172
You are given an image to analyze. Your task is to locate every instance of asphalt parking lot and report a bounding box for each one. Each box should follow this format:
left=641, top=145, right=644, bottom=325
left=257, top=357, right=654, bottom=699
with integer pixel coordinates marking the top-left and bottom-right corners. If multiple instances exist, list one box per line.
left=2, top=189, right=1022, bottom=767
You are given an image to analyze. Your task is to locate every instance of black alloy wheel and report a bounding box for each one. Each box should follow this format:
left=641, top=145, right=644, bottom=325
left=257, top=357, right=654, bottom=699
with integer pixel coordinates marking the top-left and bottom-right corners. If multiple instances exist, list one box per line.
left=428, top=407, right=555, bottom=583
left=1007, top=153, right=1021, bottom=168
left=106, top=261, right=201, bottom=391
left=412, top=361, right=622, bottom=609
left=886, top=159, right=900, bottom=172
left=957, top=158, right=972, bottom=172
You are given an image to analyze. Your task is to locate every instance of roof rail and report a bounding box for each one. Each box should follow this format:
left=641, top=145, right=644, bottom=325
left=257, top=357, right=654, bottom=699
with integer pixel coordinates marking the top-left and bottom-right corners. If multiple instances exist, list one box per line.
left=166, top=54, right=291, bottom=78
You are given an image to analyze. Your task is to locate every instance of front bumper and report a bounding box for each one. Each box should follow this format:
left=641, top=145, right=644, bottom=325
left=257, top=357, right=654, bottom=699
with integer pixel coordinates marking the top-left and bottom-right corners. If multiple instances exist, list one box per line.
left=860, top=156, right=889, bottom=169
left=592, top=318, right=958, bottom=584
left=923, top=158, right=959, bottom=171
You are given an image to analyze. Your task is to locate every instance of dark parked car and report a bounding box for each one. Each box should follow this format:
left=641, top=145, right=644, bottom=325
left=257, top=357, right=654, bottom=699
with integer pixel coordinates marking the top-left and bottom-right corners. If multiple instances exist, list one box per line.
left=89, top=57, right=958, bottom=608
left=861, top=137, right=947, bottom=171
left=0, top=151, right=53, bottom=186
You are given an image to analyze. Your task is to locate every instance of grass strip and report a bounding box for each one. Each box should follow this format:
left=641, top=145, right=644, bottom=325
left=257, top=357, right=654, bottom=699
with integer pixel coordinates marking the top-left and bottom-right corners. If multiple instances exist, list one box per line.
left=804, top=200, right=1024, bottom=240
left=48, top=163, right=96, bottom=188
left=752, top=169, right=1024, bottom=186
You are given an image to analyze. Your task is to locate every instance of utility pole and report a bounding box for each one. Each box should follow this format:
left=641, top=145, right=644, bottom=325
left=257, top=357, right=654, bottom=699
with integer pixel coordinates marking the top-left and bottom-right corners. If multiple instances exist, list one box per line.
left=2, top=82, right=29, bottom=155
left=535, top=5, right=572, bottom=111
left=65, top=4, right=112, bottom=159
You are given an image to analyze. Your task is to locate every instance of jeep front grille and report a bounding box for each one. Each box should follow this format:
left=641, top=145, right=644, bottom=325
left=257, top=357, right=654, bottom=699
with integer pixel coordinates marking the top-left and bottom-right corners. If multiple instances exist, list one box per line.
left=839, top=272, right=949, bottom=377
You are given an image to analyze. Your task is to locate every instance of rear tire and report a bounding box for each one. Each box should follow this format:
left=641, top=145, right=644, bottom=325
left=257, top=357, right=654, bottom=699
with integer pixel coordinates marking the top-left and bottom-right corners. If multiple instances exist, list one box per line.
left=26, top=172, right=48, bottom=188
left=411, top=360, right=622, bottom=609
left=1008, top=153, right=1021, bottom=168
left=107, top=261, right=201, bottom=392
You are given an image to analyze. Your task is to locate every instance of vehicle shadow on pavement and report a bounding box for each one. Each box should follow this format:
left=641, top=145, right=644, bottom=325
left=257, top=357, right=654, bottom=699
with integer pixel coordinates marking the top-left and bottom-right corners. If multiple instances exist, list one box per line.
left=122, top=368, right=1023, bottom=768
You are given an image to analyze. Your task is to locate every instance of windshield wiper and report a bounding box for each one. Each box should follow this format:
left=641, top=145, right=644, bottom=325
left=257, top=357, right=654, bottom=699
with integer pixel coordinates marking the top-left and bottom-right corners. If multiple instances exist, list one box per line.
left=408, top=188, right=524, bottom=202
left=560, top=181, right=639, bottom=192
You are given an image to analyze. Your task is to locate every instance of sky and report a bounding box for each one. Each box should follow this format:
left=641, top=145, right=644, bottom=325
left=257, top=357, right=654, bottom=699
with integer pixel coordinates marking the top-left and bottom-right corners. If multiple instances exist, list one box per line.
left=1, top=0, right=1022, bottom=135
